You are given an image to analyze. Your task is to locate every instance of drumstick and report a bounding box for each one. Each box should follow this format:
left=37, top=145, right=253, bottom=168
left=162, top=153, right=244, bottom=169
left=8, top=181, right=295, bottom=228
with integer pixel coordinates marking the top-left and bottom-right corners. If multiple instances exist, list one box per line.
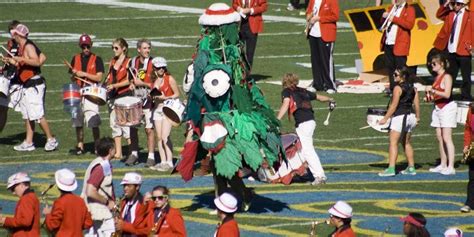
left=359, top=125, right=371, bottom=130
left=63, top=59, right=73, bottom=70
left=0, top=46, right=14, bottom=57
left=74, top=76, right=93, bottom=86
left=323, top=111, right=331, bottom=126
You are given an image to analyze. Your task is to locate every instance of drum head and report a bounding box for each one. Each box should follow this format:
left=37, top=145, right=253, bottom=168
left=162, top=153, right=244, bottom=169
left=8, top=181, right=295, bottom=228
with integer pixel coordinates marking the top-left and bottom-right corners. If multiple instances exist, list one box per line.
left=85, top=95, right=106, bottom=105
left=281, top=133, right=299, bottom=150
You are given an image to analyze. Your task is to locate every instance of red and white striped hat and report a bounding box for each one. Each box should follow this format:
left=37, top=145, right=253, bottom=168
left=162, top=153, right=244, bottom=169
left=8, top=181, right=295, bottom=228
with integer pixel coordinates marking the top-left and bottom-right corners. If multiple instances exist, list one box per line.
left=328, top=201, right=353, bottom=219
left=199, top=3, right=240, bottom=26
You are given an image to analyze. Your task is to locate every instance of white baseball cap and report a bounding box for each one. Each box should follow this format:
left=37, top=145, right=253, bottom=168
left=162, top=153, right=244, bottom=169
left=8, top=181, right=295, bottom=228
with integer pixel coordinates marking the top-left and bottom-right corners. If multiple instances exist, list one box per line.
left=214, top=192, right=238, bottom=213
left=120, top=172, right=143, bottom=185
left=55, top=168, right=78, bottom=192
left=152, top=57, right=167, bottom=68
left=445, top=227, right=463, bottom=237
left=454, top=0, right=468, bottom=4
left=328, top=201, right=353, bottom=219
left=7, top=172, right=31, bottom=189
left=10, top=24, right=29, bottom=38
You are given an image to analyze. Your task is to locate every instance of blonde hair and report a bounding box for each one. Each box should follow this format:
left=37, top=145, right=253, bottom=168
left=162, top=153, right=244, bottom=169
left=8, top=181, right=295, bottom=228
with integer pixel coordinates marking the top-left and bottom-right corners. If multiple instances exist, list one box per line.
left=282, top=73, right=299, bottom=89
left=113, top=38, right=128, bottom=56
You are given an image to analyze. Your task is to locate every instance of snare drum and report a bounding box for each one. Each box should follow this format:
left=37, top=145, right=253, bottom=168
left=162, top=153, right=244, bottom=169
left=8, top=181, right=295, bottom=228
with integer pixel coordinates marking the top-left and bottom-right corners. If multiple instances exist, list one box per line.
left=258, top=133, right=306, bottom=185
left=367, top=107, right=390, bottom=133
left=0, top=75, right=10, bottom=97
left=62, top=83, right=81, bottom=115
left=456, top=101, right=471, bottom=125
left=163, top=99, right=185, bottom=127
left=82, top=84, right=107, bottom=105
left=114, top=96, right=143, bottom=126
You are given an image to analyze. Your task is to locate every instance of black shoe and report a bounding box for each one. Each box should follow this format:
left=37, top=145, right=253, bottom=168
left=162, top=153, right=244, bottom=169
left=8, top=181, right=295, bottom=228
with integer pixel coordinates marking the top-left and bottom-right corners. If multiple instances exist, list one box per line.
left=69, top=147, right=85, bottom=155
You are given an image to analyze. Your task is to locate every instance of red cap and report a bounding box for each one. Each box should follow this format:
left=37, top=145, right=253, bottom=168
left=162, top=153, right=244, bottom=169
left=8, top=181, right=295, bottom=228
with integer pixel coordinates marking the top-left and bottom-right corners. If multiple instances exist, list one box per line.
left=79, top=34, right=92, bottom=46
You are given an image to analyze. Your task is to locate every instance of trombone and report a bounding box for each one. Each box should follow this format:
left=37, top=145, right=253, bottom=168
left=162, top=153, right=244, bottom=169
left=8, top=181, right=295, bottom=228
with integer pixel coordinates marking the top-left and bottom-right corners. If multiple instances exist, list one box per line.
left=379, top=5, right=397, bottom=32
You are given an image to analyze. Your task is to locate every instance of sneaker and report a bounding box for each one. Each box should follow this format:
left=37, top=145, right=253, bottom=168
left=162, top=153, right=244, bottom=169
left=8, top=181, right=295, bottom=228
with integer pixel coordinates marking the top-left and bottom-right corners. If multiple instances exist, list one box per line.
left=460, top=205, right=472, bottom=213
left=74, top=147, right=85, bottom=155
left=440, top=167, right=456, bottom=175
left=378, top=168, right=396, bottom=177
left=154, top=163, right=172, bottom=172
left=144, top=158, right=156, bottom=168
left=311, top=176, right=327, bottom=186
left=429, top=165, right=445, bottom=173
left=209, top=209, right=218, bottom=215
left=299, top=11, right=306, bottom=16
left=14, top=141, right=35, bottom=152
left=44, top=138, right=59, bottom=152
left=124, top=154, right=139, bottom=166
left=306, top=86, right=316, bottom=93
left=286, top=3, right=295, bottom=11
left=400, top=167, right=417, bottom=175
left=242, top=202, right=251, bottom=212
left=326, top=89, right=336, bottom=94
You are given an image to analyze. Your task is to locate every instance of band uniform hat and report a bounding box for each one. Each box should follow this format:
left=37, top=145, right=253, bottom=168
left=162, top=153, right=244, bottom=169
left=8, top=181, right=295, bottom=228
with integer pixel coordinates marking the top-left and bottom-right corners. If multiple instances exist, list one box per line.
left=214, top=192, right=238, bottom=213
left=454, top=0, right=468, bottom=4
left=120, top=172, right=143, bottom=185
left=7, top=172, right=31, bottom=189
left=199, top=3, right=241, bottom=26
left=11, top=24, right=29, bottom=38
left=445, top=227, right=463, bottom=237
left=152, top=57, right=167, bottom=68
left=79, top=34, right=92, bottom=46
left=55, top=168, right=78, bottom=192
left=328, top=201, right=353, bottom=219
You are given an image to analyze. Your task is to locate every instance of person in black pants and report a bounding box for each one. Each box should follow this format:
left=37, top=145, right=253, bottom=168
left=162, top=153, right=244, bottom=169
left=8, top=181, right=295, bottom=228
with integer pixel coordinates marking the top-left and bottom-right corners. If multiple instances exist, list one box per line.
left=461, top=102, right=474, bottom=213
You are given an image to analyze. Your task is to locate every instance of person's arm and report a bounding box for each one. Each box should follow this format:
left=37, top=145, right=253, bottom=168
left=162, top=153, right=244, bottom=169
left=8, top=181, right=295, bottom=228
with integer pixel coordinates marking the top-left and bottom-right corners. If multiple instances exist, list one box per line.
left=464, top=109, right=472, bottom=151
left=14, top=44, right=41, bottom=67
left=432, top=74, right=453, bottom=98
left=169, top=209, right=186, bottom=237
left=319, top=0, right=339, bottom=23
left=3, top=196, right=36, bottom=228
left=414, top=88, right=421, bottom=123
left=316, top=94, right=333, bottom=102
left=392, top=6, right=415, bottom=30
left=44, top=200, right=63, bottom=232
left=39, top=53, right=47, bottom=66
left=83, top=210, right=93, bottom=230
left=277, top=97, right=290, bottom=120
left=250, top=0, right=267, bottom=15
left=159, top=76, right=180, bottom=100
left=380, top=86, right=401, bottom=124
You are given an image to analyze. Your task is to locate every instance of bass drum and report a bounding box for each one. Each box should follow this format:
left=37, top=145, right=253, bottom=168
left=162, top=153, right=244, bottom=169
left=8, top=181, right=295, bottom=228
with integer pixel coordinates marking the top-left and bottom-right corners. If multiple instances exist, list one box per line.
left=163, top=99, right=185, bottom=127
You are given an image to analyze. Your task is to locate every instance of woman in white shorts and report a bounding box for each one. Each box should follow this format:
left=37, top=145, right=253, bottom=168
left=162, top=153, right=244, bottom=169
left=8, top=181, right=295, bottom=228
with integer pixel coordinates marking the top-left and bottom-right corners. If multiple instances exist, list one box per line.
left=150, top=57, right=180, bottom=172
left=378, top=66, right=420, bottom=177
left=427, top=53, right=457, bottom=175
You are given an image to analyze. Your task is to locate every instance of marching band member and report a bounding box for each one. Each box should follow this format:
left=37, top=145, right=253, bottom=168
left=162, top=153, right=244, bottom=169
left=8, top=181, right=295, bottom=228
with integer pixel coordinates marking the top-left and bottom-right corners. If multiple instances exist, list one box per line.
left=125, top=39, right=155, bottom=166
left=444, top=227, right=463, bottom=237
left=400, top=213, right=430, bottom=237
left=327, top=201, right=355, bottom=237
left=68, top=34, right=104, bottom=155
left=106, top=38, right=133, bottom=159
left=149, top=57, right=180, bottom=172
left=380, top=0, right=415, bottom=95
left=306, top=0, right=339, bottom=93
left=433, top=0, right=474, bottom=101
left=81, top=137, right=117, bottom=236
left=0, top=172, right=41, bottom=236
left=378, top=66, right=420, bottom=177
left=43, top=168, right=92, bottom=236
left=4, top=23, right=59, bottom=152
left=136, top=185, right=186, bottom=237
left=214, top=192, right=239, bottom=237
left=277, top=73, right=333, bottom=185
left=232, top=0, right=267, bottom=69
left=427, top=53, right=457, bottom=175
left=460, top=102, right=474, bottom=213
left=114, top=172, right=149, bottom=236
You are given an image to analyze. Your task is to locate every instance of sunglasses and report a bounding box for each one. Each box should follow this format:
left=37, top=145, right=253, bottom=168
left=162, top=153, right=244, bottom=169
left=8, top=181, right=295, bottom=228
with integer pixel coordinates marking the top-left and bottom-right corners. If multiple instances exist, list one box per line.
left=81, top=45, right=91, bottom=49
left=112, top=46, right=120, bottom=51
left=151, top=195, right=168, bottom=201
left=450, top=2, right=465, bottom=6
left=154, top=66, right=166, bottom=71
left=430, top=61, right=439, bottom=66
left=393, top=73, right=400, bottom=77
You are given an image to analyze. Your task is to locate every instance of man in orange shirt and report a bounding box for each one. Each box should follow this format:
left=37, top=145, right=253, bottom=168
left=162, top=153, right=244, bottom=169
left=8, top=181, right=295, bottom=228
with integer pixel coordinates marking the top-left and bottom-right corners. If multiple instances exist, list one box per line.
left=380, top=0, right=415, bottom=95
left=214, top=193, right=239, bottom=237
left=0, top=172, right=41, bottom=236
left=43, top=168, right=92, bottom=236
left=232, top=0, right=267, bottom=69
left=306, top=0, right=339, bottom=94
left=433, top=0, right=474, bottom=101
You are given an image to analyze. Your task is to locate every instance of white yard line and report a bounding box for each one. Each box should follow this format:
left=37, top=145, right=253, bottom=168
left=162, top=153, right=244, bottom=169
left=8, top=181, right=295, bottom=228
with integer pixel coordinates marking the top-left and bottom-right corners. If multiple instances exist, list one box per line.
left=76, top=0, right=351, bottom=28
left=316, top=132, right=464, bottom=143
left=0, top=15, right=194, bottom=23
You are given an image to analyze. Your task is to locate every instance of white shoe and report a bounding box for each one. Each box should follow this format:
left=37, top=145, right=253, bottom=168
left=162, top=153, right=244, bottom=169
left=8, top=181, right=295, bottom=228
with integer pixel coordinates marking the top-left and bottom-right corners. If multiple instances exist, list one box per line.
left=460, top=205, right=472, bottom=213
left=44, top=138, right=59, bottom=152
left=311, top=176, right=327, bottom=186
left=306, top=87, right=316, bottom=93
left=14, top=141, right=35, bottom=151
left=440, top=167, right=456, bottom=175
left=286, top=3, right=295, bottom=11
left=155, top=163, right=172, bottom=172
left=429, top=165, right=445, bottom=173
left=326, top=89, right=336, bottom=94
left=209, top=209, right=218, bottom=215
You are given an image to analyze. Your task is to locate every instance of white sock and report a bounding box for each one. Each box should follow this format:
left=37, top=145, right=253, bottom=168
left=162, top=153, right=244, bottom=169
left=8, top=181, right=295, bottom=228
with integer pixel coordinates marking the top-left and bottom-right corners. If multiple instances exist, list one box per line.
left=148, top=153, right=154, bottom=159
left=167, top=161, right=173, bottom=167
left=131, top=151, right=138, bottom=157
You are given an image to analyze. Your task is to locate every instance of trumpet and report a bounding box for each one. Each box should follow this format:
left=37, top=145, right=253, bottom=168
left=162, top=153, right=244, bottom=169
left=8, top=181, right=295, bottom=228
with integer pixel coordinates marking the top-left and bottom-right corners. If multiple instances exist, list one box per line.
left=309, top=219, right=330, bottom=237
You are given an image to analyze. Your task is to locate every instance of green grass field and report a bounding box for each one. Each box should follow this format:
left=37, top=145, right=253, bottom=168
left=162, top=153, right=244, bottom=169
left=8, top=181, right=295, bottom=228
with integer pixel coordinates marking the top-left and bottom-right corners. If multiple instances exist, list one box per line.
left=0, top=1, right=473, bottom=236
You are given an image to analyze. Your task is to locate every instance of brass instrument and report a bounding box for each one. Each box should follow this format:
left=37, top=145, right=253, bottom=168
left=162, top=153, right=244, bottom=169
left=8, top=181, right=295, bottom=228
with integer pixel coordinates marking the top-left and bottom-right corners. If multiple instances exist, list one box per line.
left=462, top=142, right=474, bottom=164
left=380, top=225, right=391, bottom=237
left=40, top=183, right=55, bottom=237
left=379, top=5, right=397, bottom=32
left=111, top=195, right=126, bottom=237
left=309, top=219, right=330, bottom=237
left=149, top=203, right=168, bottom=237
